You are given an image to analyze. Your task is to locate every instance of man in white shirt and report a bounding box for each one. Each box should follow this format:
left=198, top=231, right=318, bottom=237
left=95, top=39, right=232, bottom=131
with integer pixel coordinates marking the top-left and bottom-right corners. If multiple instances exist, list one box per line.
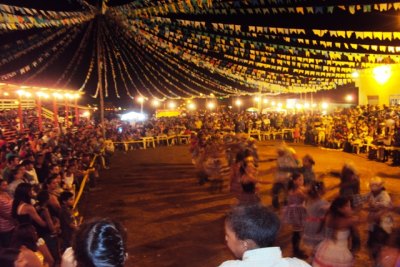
left=219, top=204, right=310, bottom=267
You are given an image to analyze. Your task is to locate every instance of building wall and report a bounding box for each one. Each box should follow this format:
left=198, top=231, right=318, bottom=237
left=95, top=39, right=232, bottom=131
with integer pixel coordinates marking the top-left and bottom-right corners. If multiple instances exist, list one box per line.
left=357, top=64, right=400, bottom=106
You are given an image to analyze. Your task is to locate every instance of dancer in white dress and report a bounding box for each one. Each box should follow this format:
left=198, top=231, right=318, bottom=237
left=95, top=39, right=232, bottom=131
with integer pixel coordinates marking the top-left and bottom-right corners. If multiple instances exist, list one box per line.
left=313, top=196, right=358, bottom=267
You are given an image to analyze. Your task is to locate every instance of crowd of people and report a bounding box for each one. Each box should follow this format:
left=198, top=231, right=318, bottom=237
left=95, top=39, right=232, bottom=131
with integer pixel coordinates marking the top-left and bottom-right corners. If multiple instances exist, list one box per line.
left=192, top=134, right=400, bottom=266
left=0, top=103, right=399, bottom=266
left=0, top=117, right=111, bottom=266
left=104, top=104, right=400, bottom=165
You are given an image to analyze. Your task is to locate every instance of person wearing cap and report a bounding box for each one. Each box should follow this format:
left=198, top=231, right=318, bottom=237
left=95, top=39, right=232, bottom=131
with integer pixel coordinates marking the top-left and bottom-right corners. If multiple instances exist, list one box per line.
left=366, top=176, right=392, bottom=231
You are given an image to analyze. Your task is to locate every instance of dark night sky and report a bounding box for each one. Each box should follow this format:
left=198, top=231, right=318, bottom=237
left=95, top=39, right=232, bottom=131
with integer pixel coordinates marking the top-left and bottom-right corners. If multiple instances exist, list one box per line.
left=0, top=0, right=398, bottom=107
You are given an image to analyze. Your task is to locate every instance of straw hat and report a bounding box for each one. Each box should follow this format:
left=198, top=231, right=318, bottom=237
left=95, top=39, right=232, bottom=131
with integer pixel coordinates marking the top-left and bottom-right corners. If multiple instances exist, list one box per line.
left=369, top=176, right=384, bottom=189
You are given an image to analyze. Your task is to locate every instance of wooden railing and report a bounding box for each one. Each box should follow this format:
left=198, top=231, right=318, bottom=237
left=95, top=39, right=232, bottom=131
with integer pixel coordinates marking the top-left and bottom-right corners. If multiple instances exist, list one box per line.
left=0, top=99, right=35, bottom=109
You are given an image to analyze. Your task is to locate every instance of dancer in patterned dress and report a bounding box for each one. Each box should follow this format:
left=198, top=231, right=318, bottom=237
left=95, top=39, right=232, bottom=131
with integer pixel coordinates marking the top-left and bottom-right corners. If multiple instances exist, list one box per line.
left=303, top=181, right=330, bottom=258
left=282, top=172, right=307, bottom=259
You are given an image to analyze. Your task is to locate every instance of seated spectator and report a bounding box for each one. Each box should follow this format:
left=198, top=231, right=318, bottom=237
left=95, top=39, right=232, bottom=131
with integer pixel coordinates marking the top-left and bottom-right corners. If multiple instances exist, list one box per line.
left=0, top=247, right=42, bottom=267
left=11, top=223, right=54, bottom=267
left=61, top=218, right=128, bottom=267
left=218, top=204, right=310, bottom=267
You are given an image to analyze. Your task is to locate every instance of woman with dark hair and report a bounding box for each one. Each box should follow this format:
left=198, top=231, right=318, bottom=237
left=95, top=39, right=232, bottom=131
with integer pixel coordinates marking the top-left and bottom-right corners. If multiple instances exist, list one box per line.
left=61, top=218, right=127, bottom=267
left=312, top=196, right=359, bottom=267
left=339, top=164, right=360, bottom=208
left=43, top=174, right=62, bottom=217
left=0, top=179, right=15, bottom=248
left=238, top=156, right=270, bottom=204
left=35, top=190, right=60, bottom=264
left=218, top=204, right=310, bottom=267
left=12, top=183, right=48, bottom=228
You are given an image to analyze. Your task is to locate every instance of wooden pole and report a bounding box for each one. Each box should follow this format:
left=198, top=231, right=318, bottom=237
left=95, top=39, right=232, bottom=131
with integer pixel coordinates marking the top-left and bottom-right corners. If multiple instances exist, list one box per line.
left=97, top=14, right=105, bottom=139
left=74, top=98, right=79, bottom=125
left=17, top=96, right=23, bottom=132
left=36, top=97, right=43, bottom=132
left=53, top=98, right=58, bottom=129
left=65, top=99, right=70, bottom=128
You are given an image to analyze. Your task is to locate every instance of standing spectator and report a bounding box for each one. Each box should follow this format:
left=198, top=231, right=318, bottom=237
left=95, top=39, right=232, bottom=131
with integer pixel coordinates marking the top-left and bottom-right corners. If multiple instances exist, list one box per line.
left=59, top=191, right=78, bottom=252
left=0, top=179, right=15, bottom=248
left=35, top=190, right=60, bottom=264
left=7, top=165, right=26, bottom=197
left=218, top=204, right=310, bottom=267
left=12, top=183, right=48, bottom=228
left=2, top=155, right=19, bottom=183
left=35, top=153, right=50, bottom=184
left=21, top=159, right=39, bottom=186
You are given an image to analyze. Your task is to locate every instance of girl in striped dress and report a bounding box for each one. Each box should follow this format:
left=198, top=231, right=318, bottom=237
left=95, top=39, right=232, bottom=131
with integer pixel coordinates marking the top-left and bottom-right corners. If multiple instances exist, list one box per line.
left=283, top=172, right=307, bottom=259
left=303, top=181, right=330, bottom=258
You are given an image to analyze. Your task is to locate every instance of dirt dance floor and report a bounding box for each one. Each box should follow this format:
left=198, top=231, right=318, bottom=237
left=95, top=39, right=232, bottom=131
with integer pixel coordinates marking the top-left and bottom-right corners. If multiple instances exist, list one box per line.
left=81, top=141, right=400, bottom=267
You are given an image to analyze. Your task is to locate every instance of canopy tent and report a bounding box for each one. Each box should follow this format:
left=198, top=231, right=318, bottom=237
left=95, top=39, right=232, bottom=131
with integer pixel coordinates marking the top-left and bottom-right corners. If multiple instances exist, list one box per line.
left=1, top=0, right=400, bottom=101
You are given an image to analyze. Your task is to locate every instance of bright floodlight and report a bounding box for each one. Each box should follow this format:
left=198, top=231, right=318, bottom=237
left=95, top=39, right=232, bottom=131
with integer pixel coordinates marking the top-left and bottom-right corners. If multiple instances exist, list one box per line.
left=351, top=71, right=359, bottom=78
left=207, top=102, right=216, bottom=110
left=188, top=103, right=196, bottom=110
left=295, top=103, right=303, bottom=109
left=271, top=101, right=276, bottom=106
left=345, top=95, right=353, bottom=102
left=254, top=97, right=260, bottom=102
left=152, top=100, right=160, bottom=107
left=263, top=98, right=268, bottom=104
left=304, top=102, right=310, bottom=108
left=53, top=92, right=63, bottom=99
left=121, top=111, right=146, bottom=121
left=321, top=102, right=329, bottom=109
left=24, top=92, right=32, bottom=98
left=168, top=102, right=176, bottom=109
left=82, top=111, right=90, bottom=117
left=373, top=65, right=391, bottom=84
left=137, top=96, right=145, bottom=103
left=277, top=103, right=283, bottom=108
left=286, top=99, right=295, bottom=109
left=16, top=90, right=25, bottom=96
left=235, top=99, right=242, bottom=106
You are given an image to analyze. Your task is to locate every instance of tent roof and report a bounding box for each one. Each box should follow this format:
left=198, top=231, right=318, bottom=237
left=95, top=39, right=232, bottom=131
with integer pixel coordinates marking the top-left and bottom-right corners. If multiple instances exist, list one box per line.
left=1, top=0, right=400, bottom=102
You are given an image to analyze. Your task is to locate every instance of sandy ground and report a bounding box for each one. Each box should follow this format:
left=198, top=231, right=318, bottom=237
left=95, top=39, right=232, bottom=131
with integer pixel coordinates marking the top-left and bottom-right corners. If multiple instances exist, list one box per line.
left=81, top=141, right=400, bottom=267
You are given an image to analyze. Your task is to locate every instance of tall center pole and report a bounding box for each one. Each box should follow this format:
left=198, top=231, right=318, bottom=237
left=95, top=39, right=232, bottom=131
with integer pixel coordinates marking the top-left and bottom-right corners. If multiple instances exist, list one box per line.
left=97, top=13, right=105, bottom=139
